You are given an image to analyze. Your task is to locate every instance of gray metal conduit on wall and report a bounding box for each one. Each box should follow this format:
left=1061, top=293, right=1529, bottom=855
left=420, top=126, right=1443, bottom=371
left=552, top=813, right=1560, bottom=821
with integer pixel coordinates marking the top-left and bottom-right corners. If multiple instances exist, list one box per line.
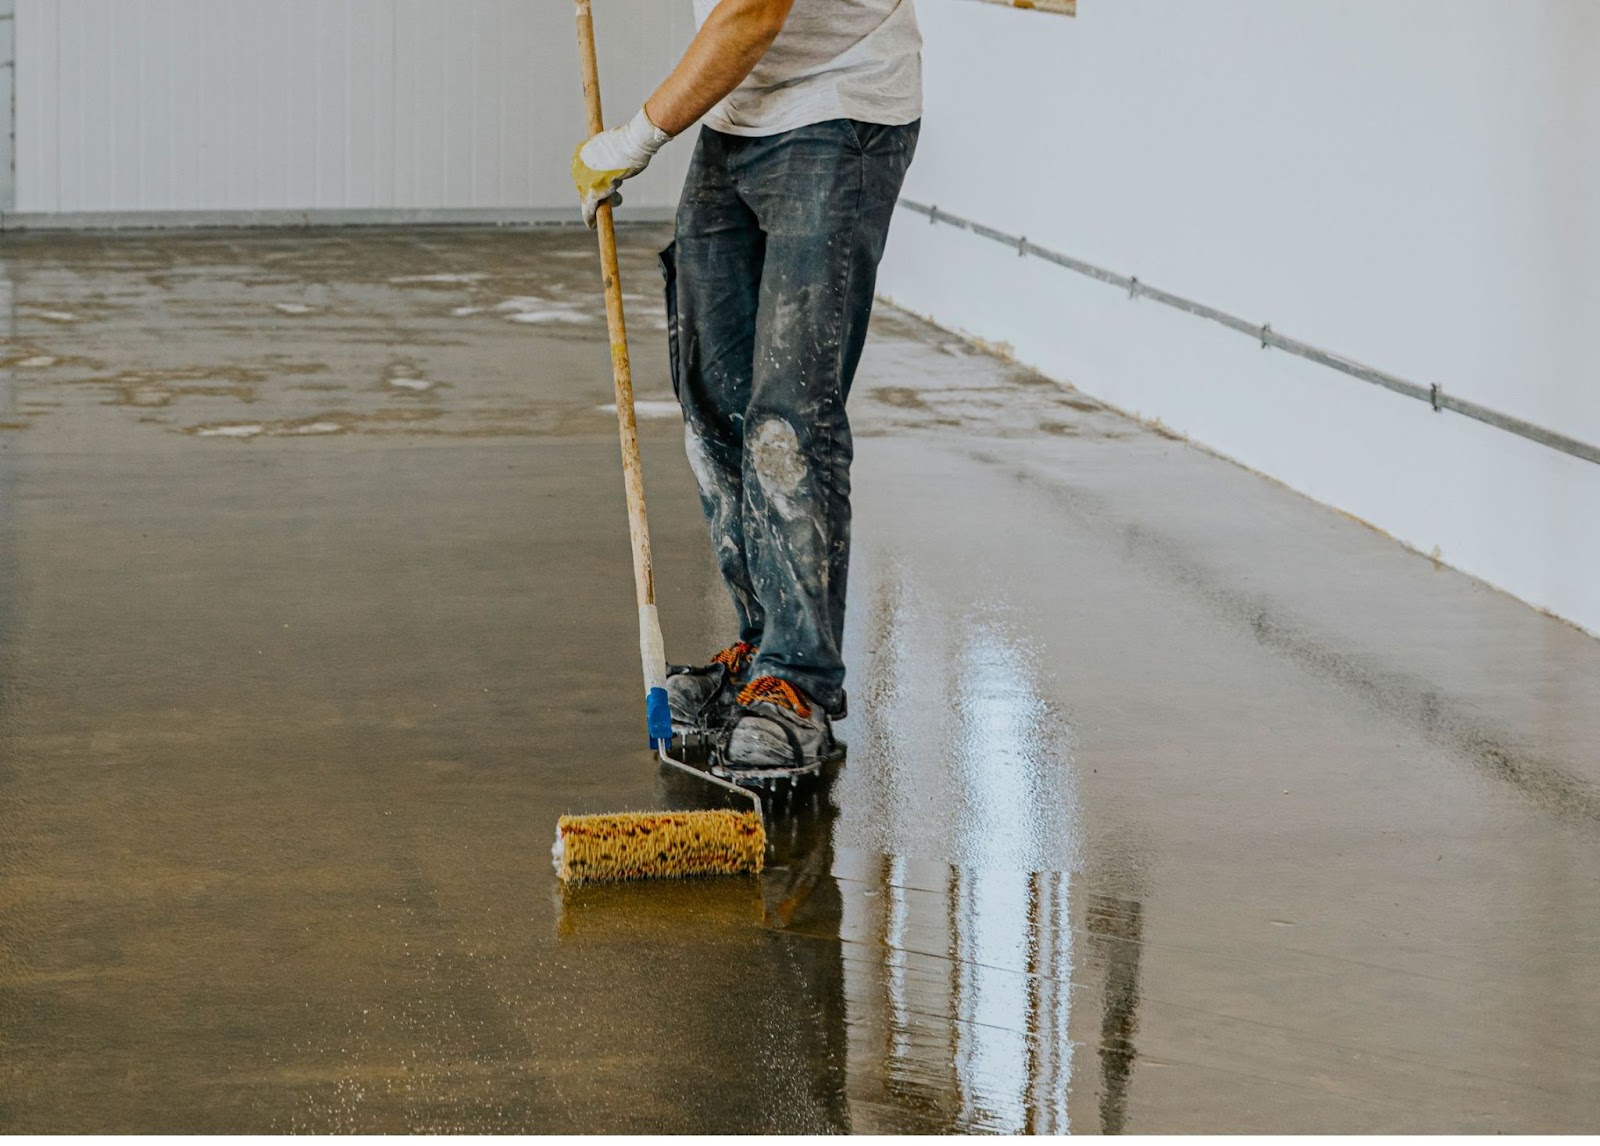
left=900, top=199, right=1600, bottom=469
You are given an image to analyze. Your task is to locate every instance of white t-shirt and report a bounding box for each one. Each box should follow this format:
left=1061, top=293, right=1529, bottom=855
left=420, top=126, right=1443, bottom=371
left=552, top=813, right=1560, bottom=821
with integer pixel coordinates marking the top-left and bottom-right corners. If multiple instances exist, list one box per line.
left=693, top=0, right=922, bottom=137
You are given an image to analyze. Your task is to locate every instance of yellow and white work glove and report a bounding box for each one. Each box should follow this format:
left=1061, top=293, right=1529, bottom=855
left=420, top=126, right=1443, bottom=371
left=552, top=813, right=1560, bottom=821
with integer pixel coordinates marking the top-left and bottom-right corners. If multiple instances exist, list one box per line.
left=572, top=107, right=673, bottom=229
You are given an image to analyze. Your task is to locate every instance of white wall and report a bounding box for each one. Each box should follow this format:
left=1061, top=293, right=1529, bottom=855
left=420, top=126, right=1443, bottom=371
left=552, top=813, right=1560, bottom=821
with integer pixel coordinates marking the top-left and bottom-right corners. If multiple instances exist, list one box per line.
left=1, top=0, right=14, bottom=211
left=11, top=0, right=695, bottom=219
left=879, top=0, right=1600, bottom=636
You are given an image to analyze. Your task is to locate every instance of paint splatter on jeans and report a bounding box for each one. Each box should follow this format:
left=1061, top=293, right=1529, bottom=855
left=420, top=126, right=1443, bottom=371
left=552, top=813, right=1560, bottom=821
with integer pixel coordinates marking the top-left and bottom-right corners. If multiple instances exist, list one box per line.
left=662, top=119, right=919, bottom=713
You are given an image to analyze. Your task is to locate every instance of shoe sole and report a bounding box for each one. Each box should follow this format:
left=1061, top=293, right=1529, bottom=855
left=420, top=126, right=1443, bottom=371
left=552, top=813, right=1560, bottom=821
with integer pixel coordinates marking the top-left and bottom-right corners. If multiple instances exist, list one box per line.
left=667, top=722, right=726, bottom=757
left=708, top=739, right=847, bottom=789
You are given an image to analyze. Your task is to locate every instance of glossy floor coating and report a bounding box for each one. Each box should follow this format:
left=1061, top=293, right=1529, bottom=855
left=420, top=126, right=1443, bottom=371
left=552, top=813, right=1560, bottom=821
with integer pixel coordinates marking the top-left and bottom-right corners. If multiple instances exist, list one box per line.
left=1, top=228, right=1598, bottom=1133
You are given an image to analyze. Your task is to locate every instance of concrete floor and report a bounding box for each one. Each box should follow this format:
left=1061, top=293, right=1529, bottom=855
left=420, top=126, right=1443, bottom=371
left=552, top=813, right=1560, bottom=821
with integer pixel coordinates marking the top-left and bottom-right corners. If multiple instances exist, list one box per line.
left=1, top=227, right=1597, bottom=1133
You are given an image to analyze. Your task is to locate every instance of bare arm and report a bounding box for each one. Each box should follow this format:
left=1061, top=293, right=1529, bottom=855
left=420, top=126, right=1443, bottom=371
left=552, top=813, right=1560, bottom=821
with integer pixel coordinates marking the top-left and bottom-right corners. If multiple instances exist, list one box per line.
left=571, top=0, right=794, bottom=226
left=644, top=0, right=797, bottom=136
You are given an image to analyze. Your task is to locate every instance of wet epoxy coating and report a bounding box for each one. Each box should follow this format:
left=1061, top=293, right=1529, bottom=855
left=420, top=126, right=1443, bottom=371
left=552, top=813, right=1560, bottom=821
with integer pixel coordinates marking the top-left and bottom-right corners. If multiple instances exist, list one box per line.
left=2, top=228, right=1598, bottom=1133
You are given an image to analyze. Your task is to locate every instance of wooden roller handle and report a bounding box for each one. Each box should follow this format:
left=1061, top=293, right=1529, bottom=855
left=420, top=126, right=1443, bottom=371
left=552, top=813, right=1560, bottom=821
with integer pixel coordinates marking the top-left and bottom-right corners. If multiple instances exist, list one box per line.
left=575, top=0, right=656, bottom=612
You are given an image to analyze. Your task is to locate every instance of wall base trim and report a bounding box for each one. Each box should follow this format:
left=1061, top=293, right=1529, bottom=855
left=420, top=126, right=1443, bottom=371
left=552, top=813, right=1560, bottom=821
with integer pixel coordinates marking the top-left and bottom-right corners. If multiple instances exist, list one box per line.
left=0, top=205, right=677, bottom=231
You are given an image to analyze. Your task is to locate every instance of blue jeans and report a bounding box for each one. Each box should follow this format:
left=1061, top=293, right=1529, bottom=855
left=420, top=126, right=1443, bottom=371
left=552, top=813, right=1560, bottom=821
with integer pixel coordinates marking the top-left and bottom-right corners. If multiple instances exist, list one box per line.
left=662, top=119, right=918, bottom=713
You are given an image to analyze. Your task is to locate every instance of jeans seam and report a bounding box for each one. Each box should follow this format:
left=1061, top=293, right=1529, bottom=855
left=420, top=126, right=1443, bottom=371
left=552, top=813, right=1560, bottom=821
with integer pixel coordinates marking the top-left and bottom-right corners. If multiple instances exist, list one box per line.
left=811, top=132, right=869, bottom=706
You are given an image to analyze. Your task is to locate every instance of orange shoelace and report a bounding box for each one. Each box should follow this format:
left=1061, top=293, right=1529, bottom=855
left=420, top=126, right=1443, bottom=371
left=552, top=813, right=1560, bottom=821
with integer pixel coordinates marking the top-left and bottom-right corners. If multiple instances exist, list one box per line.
left=736, top=676, right=812, bottom=718
left=712, top=642, right=758, bottom=675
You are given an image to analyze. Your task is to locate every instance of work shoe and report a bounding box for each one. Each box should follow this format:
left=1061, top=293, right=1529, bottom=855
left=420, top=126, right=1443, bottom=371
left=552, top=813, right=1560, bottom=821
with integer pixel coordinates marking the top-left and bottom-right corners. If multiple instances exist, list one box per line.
left=716, top=676, right=841, bottom=777
left=665, top=641, right=758, bottom=737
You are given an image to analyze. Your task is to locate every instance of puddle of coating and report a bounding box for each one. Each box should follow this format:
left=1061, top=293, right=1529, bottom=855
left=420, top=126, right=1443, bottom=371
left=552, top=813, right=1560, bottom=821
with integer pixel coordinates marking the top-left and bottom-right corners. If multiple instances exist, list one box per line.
left=29, top=310, right=80, bottom=323
left=194, top=423, right=265, bottom=438
left=2, top=226, right=1598, bottom=1134
left=450, top=307, right=483, bottom=317
left=274, top=303, right=319, bottom=316
left=17, top=356, right=58, bottom=368
left=291, top=422, right=343, bottom=435
left=598, top=400, right=679, bottom=419
left=869, top=385, right=929, bottom=410
left=388, top=378, right=434, bottom=392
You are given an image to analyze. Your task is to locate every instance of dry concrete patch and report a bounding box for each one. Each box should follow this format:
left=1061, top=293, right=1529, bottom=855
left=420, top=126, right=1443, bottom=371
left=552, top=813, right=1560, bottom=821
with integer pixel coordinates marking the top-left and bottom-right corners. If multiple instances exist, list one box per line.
left=110, top=380, right=255, bottom=409
left=869, top=386, right=931, bottom=411
left=0, top=340, right=93, bottom=370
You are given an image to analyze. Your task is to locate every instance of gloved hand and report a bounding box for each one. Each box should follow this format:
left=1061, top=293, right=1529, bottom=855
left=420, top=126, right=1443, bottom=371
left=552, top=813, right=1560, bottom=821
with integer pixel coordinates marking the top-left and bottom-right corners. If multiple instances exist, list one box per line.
left=572, top=106, right=673, bottom=228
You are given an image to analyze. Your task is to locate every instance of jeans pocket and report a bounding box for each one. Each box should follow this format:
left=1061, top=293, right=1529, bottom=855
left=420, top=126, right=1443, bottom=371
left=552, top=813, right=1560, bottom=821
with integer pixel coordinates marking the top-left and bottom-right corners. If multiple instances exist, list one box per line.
left=659, top=241, right=681, bottom=399
left=850, top=119, right=918, bottom=165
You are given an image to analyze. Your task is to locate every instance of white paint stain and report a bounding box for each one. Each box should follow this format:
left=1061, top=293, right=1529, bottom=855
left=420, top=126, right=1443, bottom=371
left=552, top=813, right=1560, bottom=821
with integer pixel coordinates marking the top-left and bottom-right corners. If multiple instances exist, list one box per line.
left=389, top=377, right=434, bottom=391
left=17, top=356, right=58, bottom=368
left=292, top=422, right=343, bottom=435
left=274, top=302, right=318, bottom=315
left=389, top=273, right=489, bottom=284
left=684, top=424, right=741, bottom=557
left=450, top=306, right=483, bottom=317
left=750, top=417, right=808, bottom=513
left=598, top=400, right=680, bottom=419
left=506, top=310, right=591, bottom=325
left=497, top=297, right=592, bottom=324
left=197, top=424, right=265, bottom=438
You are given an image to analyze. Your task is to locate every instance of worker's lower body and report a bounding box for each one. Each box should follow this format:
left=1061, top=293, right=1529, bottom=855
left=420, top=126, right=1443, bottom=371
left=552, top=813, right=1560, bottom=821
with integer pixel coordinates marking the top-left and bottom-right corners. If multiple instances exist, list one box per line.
left=662, top=117, right=919, bottom=770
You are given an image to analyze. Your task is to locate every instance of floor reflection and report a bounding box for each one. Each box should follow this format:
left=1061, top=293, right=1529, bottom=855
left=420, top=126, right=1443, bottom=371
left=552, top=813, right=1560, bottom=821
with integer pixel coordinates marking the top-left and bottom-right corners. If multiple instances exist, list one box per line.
left=1086, top=894, right=1143, bottom=1134
left=565, top=698, right=1112, bottom=1134
left=832, top=851, right=1077, bottom=1133
left=816, top=558, right=1105, bottom=1132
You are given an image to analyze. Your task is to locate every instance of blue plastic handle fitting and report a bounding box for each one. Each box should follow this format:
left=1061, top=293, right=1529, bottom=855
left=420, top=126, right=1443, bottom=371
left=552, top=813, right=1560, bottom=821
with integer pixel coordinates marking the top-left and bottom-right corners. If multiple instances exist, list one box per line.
left=646, top=686, right=674, bottom=750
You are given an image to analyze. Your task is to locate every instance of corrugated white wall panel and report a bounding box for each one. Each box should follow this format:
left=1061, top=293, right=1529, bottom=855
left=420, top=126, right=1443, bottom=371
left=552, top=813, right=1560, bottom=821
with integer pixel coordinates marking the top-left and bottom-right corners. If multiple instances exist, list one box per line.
left=0, top=0, right=14, bottom=210
left=13, top=0, right=695, bottom=216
